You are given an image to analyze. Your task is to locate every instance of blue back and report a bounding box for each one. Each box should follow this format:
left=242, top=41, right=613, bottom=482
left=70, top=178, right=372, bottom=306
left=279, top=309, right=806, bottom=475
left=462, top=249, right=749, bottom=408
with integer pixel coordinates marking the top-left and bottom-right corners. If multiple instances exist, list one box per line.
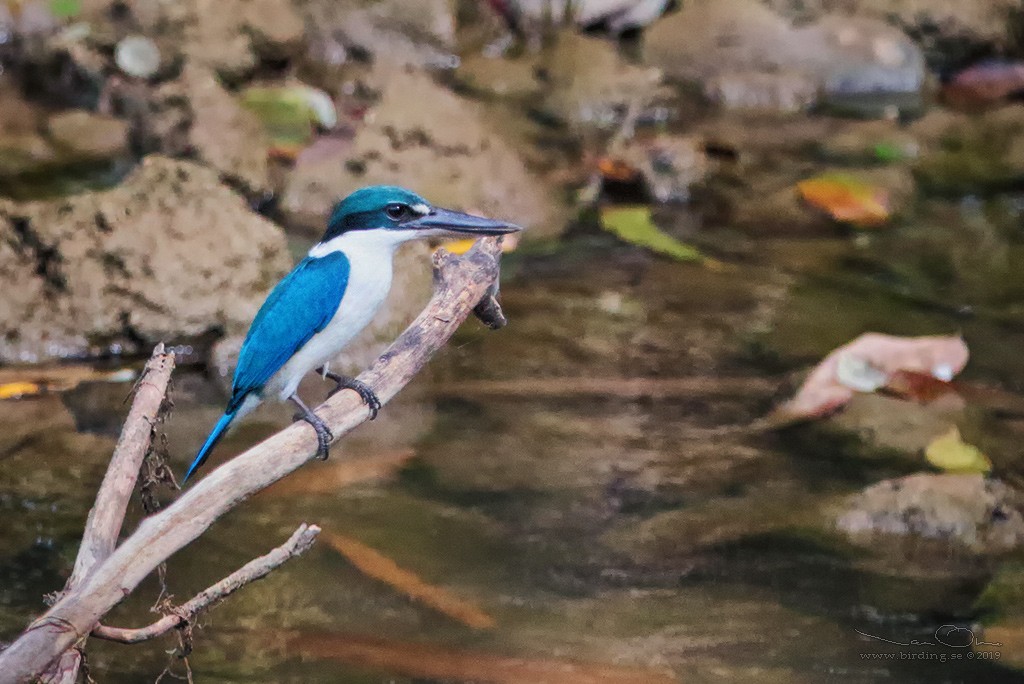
left=229, top=251, right=351, bottom=411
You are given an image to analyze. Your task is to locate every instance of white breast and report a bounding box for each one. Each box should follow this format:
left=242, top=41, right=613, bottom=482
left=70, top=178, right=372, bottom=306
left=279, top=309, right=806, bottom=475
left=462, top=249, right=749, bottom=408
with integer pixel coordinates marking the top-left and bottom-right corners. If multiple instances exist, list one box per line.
left=266, top=230, right=403, bottom=401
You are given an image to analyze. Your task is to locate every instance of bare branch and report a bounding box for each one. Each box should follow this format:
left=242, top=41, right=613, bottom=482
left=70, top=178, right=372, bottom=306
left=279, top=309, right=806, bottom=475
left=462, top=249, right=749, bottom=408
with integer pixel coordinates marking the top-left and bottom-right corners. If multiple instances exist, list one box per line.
left=41, top=346, right=175, bottom=684
left=0, top=237, right=506, bottom=682
left=70, top=345, right=175, bottom=587
left=92, top=524, right=320, bottom=644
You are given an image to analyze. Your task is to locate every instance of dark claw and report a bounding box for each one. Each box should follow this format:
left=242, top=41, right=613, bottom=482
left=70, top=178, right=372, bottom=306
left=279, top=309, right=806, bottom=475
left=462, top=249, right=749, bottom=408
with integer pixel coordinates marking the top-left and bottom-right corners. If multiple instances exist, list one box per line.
left=320, top=371, right=382, bottom=420
left=289, top=394, right=334, bottom=460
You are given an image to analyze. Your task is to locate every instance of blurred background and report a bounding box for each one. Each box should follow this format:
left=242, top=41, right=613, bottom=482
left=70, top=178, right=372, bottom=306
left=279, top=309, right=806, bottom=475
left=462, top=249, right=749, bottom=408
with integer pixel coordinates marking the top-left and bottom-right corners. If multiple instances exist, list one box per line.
left=2, top=0, right=1024, bottom=681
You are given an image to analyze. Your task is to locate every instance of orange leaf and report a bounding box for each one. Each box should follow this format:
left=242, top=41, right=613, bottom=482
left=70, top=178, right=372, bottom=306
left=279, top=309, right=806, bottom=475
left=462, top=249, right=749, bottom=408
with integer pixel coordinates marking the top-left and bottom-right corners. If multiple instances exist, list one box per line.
left=597, top=156, right=641, bottom=182
left=0, top=381, right=42, bottom=400
left=797, top=174, right=890, bottom=226
left=883, top=369, right=957, bottom=403
left=321, top=531, right=495, bottom=630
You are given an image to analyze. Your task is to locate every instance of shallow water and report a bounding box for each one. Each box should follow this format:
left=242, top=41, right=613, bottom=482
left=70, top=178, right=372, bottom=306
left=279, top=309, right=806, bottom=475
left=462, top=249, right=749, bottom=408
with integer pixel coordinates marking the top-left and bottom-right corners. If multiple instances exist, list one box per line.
left=3, top=211, right=1024, bottom=681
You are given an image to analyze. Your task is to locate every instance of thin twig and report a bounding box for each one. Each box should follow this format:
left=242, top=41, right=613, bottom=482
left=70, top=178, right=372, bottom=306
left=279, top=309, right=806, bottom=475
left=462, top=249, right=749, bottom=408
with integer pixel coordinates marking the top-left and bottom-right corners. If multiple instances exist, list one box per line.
left=92, top=524, right=320, bottom=644
left=0, top=237, right=506, bottom=682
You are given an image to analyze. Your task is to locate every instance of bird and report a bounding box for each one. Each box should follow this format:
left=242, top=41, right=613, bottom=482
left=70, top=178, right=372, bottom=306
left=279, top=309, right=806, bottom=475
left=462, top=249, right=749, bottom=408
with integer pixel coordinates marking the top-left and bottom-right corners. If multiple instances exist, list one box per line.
left=183, top=185, right=520, bottom=482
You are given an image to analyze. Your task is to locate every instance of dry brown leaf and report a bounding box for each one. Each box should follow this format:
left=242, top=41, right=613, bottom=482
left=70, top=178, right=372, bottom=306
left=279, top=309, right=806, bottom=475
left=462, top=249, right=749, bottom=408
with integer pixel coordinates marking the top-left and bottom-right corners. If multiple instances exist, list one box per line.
left=773, top=333, right=969, bottom=422
left=276, top=631, right=678, bottom=684
left=321, top=531, right=495, bottom=630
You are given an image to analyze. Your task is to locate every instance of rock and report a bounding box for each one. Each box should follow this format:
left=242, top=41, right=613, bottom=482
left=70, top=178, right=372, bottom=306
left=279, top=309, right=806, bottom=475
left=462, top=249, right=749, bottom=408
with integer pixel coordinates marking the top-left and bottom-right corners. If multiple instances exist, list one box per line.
left=760, top=0, right=1023, bottom=71
left=179, top=0, right=305, bottom=79
left=0, top=156, right=289, bottom=363
left=618, top=134, right=707, bottom=203
left=911, top=105, right=1024, bottom=195
left=836, top=473, right=1024, bottom=553
left=644, top=0, right=794, bottom=84
left=300, top=0, right=458, bottom=71
left=114, top=35, right=162, bottom=79
left=242, top=0, right=306, bottom=59
left=539, top=32, right=664, bottom=130
left=0, top=135, right=59, bottom=179
left=159, top=65, right=271, bottom=193
left=182, top=1, right=258, bottom=79
left=281, top=67, right=561, bottom=240
left=455, top=53, right=541, bottom=100
left=46, top=110, right=130, bottom=161
left=643, top=0, right=925, bottom=113
left=704, top=71, right=818, bottom=113
left=811, top=16, right=925, bottom=97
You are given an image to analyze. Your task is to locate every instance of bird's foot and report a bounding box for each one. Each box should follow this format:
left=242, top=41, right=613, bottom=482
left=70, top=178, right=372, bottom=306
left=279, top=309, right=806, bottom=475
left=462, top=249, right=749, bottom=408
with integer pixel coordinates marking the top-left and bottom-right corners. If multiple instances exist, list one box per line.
left=289, top=395, right=334, bottom=460
left=320, top=370, right=381, bottom=420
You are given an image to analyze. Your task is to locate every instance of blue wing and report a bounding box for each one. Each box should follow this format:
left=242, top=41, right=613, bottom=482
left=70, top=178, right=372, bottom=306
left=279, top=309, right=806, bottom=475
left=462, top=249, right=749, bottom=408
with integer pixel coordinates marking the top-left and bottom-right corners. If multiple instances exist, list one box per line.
left=228, top=252, right=350, bottom=411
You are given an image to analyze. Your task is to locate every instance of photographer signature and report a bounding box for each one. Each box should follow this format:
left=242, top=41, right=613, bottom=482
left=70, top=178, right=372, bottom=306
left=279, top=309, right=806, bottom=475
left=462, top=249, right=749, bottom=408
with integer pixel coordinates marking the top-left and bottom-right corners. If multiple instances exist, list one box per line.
left=856, top=625, right=1003, bottom=649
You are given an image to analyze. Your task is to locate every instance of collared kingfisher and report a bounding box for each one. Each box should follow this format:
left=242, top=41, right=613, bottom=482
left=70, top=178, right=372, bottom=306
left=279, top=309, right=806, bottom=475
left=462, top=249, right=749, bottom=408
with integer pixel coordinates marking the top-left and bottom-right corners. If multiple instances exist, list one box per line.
left=183, top=185, right=520, bottom=482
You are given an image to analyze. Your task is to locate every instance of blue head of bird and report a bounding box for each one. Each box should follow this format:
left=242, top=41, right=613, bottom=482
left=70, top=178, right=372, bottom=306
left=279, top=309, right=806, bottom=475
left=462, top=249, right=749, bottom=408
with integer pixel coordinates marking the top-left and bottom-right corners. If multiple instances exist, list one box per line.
left=314, top=186, right=520, bottom=254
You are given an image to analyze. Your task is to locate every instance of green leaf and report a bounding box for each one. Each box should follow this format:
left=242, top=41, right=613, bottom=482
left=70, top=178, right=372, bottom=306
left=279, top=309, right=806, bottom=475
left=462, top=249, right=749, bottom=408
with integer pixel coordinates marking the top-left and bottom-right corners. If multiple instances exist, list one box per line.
left=599, top=206, right=703, bottom=263
left=872, top=142, right=904, bottom=163
left=50, top=0, right=81, bottom=18
left=240, top=85, right=337, bottom=158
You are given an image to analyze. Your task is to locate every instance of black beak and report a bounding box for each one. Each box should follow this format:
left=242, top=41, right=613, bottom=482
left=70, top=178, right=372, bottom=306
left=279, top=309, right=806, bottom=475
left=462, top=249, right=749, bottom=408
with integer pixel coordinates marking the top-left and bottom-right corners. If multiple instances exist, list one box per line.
left=406, top=207, right=522, bottom=236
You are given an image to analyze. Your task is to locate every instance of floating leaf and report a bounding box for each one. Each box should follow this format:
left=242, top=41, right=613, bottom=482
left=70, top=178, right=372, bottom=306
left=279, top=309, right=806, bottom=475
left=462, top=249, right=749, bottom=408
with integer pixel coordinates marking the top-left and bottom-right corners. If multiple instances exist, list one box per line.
left=773, top=333, right=969, bottom=422
left=925, top=427, right=992, bottom=474
left=597, top=156, right=641, bottom=182
left=599, top=206, right=702, bottom=262
left=797, top=173, right=890, bottom=226
left=0, top=382, right=42, bottom=400
left=50, top=0, right=80, bottom=18
left=242, top=85, right=337, bottom=159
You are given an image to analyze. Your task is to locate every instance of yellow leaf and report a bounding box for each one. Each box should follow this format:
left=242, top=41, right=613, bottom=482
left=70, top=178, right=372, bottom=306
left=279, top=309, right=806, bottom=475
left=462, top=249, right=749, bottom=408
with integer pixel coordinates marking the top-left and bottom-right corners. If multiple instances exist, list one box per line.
left=0, top=381, right=42, bottom=400
left=599, top=206, right=703, bottom=262
left=445, top=238, right=477, bottom=255
left=797, top=174, right=890, bottom=226
left=925, top=427, right=992, bottom=474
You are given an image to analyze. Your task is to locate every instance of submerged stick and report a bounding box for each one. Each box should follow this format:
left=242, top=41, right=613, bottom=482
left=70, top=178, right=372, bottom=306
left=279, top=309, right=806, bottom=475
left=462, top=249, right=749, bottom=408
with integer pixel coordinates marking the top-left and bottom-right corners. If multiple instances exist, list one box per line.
left=0, top=238, right=506, bottom=682
left=321, top=531, right=494, bottom=630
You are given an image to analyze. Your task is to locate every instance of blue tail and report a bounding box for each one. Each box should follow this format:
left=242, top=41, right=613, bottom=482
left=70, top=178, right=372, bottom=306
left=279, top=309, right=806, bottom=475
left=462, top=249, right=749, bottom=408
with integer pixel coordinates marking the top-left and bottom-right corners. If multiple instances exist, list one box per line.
left=183, top=412, right=236, bottom=483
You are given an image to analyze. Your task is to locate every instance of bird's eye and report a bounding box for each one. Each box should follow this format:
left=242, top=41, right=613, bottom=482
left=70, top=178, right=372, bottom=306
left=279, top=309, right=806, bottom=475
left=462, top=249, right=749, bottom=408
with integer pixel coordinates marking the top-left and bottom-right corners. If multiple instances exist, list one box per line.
left=385, top=203, right=408, bottom=221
